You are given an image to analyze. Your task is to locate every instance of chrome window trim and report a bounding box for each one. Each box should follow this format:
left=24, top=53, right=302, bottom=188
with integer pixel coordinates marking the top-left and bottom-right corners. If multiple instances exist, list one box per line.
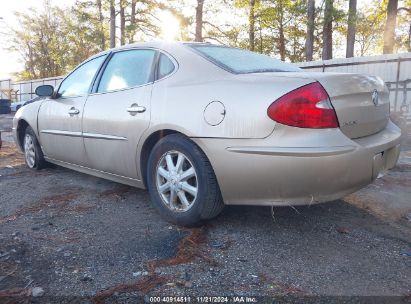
left=56, top=54, right=110, bottom=99
left=93, top=48, right=158, bottom=95
left=153, top=51, right=179, bottom=83
left=88, top=81, right=154, bottom=96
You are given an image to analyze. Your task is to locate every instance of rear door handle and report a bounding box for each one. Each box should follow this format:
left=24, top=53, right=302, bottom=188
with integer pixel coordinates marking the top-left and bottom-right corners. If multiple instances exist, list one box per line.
left=68, top=107, right=80, bottom=115
left=127, top=103, right=146, bottom=115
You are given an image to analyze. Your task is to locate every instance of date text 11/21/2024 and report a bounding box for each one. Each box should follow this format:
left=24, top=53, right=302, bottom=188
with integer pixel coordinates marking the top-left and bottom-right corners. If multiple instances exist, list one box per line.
left=148, top=296, right=258, bottom=303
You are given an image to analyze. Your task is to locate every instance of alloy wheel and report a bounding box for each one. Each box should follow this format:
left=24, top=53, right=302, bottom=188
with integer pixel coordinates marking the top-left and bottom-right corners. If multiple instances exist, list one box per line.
left=24, top=134, right=36, bottom=168
left=156, top=150, right=198, bottom=212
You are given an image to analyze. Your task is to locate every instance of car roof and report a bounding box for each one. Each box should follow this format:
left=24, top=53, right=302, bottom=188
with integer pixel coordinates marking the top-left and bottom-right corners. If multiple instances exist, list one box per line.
left=90, top=41, right=212, bottom=59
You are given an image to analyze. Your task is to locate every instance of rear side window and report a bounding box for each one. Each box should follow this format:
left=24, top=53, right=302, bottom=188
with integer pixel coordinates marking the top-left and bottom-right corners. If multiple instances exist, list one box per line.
left=98, top=49, right=156, bottom=93
left=188, top=45, right=301, bottom=74
left=157, top=53, right=175, bottom=80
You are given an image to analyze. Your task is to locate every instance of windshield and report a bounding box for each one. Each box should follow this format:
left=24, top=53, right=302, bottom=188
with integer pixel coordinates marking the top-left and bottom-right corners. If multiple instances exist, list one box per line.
left=188, top=44, right=301, bottom=74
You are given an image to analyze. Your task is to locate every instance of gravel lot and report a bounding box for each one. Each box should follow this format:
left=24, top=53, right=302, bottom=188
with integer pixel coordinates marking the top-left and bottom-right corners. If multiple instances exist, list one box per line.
left=0, top=113, right=410, bottom=302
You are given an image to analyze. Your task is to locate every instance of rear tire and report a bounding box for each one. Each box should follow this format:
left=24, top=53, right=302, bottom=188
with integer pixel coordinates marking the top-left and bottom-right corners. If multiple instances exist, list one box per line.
left=23, top=126, right=46, bottom=170
left=147, top=134, right=224, bottom=226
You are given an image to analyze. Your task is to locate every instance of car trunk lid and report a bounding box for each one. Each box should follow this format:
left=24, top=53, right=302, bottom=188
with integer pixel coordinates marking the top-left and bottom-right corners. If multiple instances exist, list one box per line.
left=265, top=72, right=390, bottom=139
left=315, top=73, right=390, bottom=139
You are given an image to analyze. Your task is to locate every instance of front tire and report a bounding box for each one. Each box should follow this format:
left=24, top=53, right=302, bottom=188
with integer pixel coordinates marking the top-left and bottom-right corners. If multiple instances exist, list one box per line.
left=147, top=134, right=224, bottom=226
left=23, top=126, right=46, bottom=170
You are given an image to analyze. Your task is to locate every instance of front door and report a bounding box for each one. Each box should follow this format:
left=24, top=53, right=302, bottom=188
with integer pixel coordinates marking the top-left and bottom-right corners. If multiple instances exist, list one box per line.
left=38, top=55, right=107, bottom=166
left=82, top=49, right=156, bottom=179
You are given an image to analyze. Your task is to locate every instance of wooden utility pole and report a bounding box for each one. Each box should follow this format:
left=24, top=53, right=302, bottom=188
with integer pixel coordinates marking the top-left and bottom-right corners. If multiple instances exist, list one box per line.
left=110, top=0, right=116, bottom=48
left=249, top=0, right=256, bottom=51
left=195, top=0, right=205, bottom=42
left=120, top=0, right=126, bottom=46
left=305, top=0, right=315, bottom=61
left=322, top=0, right=333, bottom=60
left=96, top=0, right=105, bottom=50
left=346, top=0, right=357, bottom=57
left=130, top=0, right=137, bottom=43
left=383, top=0, right=398, bottom=54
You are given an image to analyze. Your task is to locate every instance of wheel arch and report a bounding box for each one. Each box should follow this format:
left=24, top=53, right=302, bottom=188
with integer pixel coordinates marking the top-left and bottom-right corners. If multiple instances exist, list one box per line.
left=139, top=128, right=215, bottom=189
left=16, top=119, right=30, bottom=151
left=140, top=129, right=181, bottom=188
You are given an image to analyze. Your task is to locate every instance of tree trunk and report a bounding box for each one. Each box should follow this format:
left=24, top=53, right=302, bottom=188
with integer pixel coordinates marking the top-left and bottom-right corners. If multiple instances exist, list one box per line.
left=346, top=0, right=356, bottom=57
left=305, top=0, right=315, bottom=61
left=97, top=0, right=105, bottom=50
left=110, top=0, right=116, bottom=48
left=130, top=0, right=136, bottom=43
left=120, top=0, right=125, bottom=46
left=249, top=0, right=256, bottom=51
left=278, top=4, right=285, bottom=61
left=195, top=0, right=205, bottom=42
left=322, top=0, right=333, bottom=60
left=383, top=0, right=398, bottom=54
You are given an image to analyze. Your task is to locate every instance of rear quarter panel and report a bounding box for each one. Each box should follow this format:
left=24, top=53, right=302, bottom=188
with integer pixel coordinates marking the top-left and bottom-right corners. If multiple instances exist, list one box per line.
left=149, top=50, right=314, bottom=139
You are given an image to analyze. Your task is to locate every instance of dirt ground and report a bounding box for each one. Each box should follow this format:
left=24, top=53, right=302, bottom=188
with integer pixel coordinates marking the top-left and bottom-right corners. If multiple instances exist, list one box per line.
left=0, top=113, right=410, bottom=302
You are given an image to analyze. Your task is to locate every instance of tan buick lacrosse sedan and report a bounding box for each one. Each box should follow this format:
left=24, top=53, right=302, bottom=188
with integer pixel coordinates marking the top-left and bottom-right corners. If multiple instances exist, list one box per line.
left=13, top=41, right=401, bottom=226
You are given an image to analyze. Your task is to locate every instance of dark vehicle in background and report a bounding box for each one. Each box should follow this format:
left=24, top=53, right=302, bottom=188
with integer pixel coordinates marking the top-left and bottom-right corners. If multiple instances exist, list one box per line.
left=0, top=99, right=11, bottom=114
left=23, top=96, right=43, bottom=107
left=11, top=97, right=43, bottom=112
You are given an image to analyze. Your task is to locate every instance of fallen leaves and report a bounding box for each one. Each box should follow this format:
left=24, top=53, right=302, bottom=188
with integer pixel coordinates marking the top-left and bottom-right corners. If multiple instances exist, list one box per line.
left=92, top=227, right=216, bottom=303
left=92, top=274, right=168, bottom=304
left=146, top=227, right=216, bottom=273
left=0, top=192, right=94, bottom=224
left=0, top=287, right=31, bottom=304
left=0, top=143, right=24, bottom=168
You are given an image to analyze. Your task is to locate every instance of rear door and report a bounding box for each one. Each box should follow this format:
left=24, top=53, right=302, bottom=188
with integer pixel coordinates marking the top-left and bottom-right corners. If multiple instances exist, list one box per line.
left=38, top=55, right=107, bottom=165
left=82, top=48, right=156, bottom=179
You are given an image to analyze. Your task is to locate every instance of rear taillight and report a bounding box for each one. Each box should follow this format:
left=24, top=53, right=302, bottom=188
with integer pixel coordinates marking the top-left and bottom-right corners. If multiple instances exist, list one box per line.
left=267, top=82, right=339, bottom=128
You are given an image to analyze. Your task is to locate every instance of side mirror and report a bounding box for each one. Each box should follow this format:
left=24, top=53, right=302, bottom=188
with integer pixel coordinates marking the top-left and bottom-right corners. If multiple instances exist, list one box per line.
left=35, top=85, right=54, bottom=97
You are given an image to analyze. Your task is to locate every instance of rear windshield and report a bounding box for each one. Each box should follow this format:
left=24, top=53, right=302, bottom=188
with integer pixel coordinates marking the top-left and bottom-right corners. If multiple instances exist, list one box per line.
left=188, top=44, right=301, bottom=74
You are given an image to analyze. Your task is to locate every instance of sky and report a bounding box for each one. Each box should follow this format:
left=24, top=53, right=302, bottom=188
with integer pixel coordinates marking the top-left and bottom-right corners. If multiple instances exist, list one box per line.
left=0, top=0, right=76, bottom=79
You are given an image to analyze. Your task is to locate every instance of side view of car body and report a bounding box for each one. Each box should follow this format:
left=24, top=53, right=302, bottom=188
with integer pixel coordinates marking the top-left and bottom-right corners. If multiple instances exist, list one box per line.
left=13, top=41, right=401, bottom=225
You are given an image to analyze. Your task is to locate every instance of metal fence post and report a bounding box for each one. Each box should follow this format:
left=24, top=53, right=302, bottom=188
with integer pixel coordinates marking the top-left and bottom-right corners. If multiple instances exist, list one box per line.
left=394, top=57, right=401, bottom=112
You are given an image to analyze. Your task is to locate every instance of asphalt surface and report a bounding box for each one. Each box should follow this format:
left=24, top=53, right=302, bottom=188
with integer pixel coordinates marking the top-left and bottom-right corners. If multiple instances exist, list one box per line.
left=0, top=113, right=410, bottom=302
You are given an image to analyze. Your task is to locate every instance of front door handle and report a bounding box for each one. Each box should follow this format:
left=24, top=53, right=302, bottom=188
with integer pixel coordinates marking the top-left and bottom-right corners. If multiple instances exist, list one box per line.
left=127, top=103, right=146, bottom=115
left=68, top=107, right=80, bottom=115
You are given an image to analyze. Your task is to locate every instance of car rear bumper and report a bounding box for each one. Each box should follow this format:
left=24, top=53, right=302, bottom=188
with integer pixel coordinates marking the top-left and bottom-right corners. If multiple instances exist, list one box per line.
left=192, top=120, right=401, bottom=206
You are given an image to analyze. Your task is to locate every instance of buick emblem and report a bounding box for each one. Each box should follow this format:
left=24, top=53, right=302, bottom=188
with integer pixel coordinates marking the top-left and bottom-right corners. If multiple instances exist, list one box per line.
left=372, top=90, right=379, bottom=106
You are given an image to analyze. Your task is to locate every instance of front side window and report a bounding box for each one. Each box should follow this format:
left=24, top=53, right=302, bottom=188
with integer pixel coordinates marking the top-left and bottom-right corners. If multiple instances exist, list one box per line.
left=188, top=44, right=301, bottom=74
left=157, top=53, right=175, bottom=80
left=97, top=49, right=156, bottom=93
left=58, top=55, right=106, bottom=97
